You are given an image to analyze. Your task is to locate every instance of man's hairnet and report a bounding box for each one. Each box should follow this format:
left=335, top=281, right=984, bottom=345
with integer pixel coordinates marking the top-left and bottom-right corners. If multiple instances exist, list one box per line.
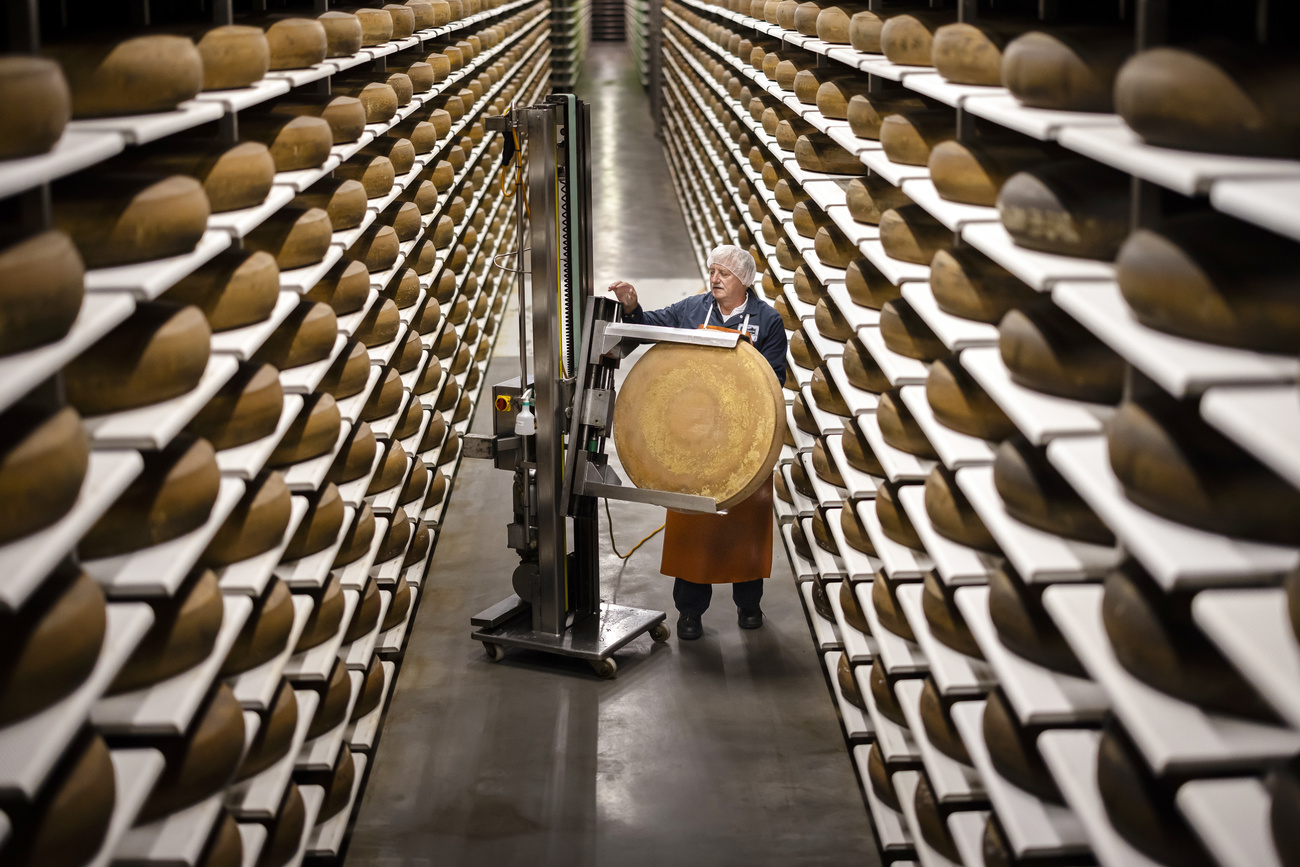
left=707, top=244, right=757, bottom=288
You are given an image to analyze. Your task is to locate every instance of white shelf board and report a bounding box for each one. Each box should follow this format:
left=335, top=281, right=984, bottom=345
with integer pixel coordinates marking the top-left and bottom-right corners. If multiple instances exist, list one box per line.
left=285, top=783, right=323, bottom=867
left=959, top=347, right=1110, bottom=445
left=210, top=291, right=300, bottom=360
left=281, top=419, right=353, bottom=493
left=341, top=592, right=391, bottom=669
left=278, top=246, right=345, bottom=294
left=225, top=689, right=319, bottom=821
left=85, top=476, right=245, bottom=597
left=779, top=523, right=817, bottom=581
left=961, top=96, right=1124, bottom=143
left=192, top=77, right=292, bottom=113
left=859, top=326, right=930, bottom=387
left=1176, top=778, right=1284, bottom=867
left=859, top=148, right=929, bottom=188
left=216, top=496, right=308, bottom=598
left=801, top=581, right=843, bottom=651
left=893, top=770, right=965, bottom=867
left=827, top=578, right=877, bottom=664
left=1043, top=584, right=1300, bottom=774
left=897, top=483, right=997, bottom=586
left=207, top=187, right=298, bottom=240
left=824, top=651, right=871, bottom=743
left=270, top=157, right=342, bottom=195
left=0, top=449, right=143, bottom=611
left=283, top=589, right=359, bottom=683
left=895, top=678, right=985, bottom=805
left=859, top=239, right=932, bottom=286
left=0, top=291, right=136, bottom=414
left=901, top=283, right=999, bottom=351
left=113, top=790, right=224, bottom=867
left=93, top=594, right=253, bottom=736
left=860, top=497, right=933, bottom=580
left=86, top=748, right=166, bottom=867
left=825, top=283, right=882, bottom=332
left=801, top=384, right=846, bottom=435
left=860, top=581, right=929, bottom=677
left=1047, top=436, right=1300, bottom=589
left=858, top=662, right=921, bottom=764
left=1200, top=385, right=1300, bottom=490
left=947, top=809, right=990, bottom=867
left=853, top=745, right=916, bottom=855
left=1053, top=281, right=1299, bottom=396
left=0, top=128, right=126, bottom=199
left=950, top=700, right=1091, bottom=858
left=68, top=99, right=224, bottom=146
left=85, top=355, right=239, bottom=449
left=825, top=432, right=880, bottom=500
left=899, top=384, right=996, bottom=469
left=0, top=602, right=152, bottom=798
left=955, top=585, right=1109, bottom=727
left=1193, top=587, right=1300, bottom=732
left=897, top=582, right=996, bottom=697
left=296, top=669, right=362, bottom=772
left=83, top=229, right=231, bottom=300
left=960, top=223, right=1113, bottom=293
left=825, top=356, right=880, bottom=418
left=215, top=395, right=305, bottom=481
left=226, top=594, right=315, bottom=711
left=858, top=411, right=935, bottom=484
left=274, top=505, right=352, bottom=591
left=305, top=753, right=368, bottom=857
left=236, top=823, right=267, bottom=867
left=346, top=660, right=396, bottom=750
left=900, top=179, right=1000, bottom=233
left=1211, top=177, right=1300, bottom=244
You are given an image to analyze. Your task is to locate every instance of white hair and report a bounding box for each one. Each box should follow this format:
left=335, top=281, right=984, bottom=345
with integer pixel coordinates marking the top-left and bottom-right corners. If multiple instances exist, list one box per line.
left=707, top=244, right=757, bottom=287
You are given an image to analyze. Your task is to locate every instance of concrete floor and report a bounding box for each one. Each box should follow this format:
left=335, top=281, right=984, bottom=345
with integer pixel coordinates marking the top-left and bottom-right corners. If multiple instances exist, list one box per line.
left=343, top=44, right=880, bottom=867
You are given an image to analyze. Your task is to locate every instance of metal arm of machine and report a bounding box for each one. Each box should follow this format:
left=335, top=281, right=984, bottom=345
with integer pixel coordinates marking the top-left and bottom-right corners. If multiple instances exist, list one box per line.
left=592, top=321, right=741, bottom=359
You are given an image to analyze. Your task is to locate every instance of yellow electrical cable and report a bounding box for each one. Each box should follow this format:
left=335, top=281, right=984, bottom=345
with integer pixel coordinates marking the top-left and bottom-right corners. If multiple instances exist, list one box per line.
left=604, top=498, right=665, bottom=561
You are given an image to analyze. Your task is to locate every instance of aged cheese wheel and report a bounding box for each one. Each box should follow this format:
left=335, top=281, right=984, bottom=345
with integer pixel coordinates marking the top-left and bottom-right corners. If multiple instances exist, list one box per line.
left=878, top=388, right=937, bottom=461
left=166, top=249, right=278, bottom=332
left=434, top=329, right=459, bottom=360
left=383, top=202, right=422, bottom=242
left=814, top=225, right=858, bottom=269
left=1116, top=212, right=1300, bottom=353
left=794, top=133, right=863, bottom=175
left=46, top=34, right=202, bottom=117
left=367, top=441, right=408, bottom=495
left=53, top=172, right=210, bottom=268
left=914, top=773, right=963, bottom=863
left=0, top=230, right=83, bottom=357
left=294, top=573, right=344, bottom=650
left=793, top=201, right=834, bottom=240
left=382, top=4, right=416, bottom=39
left=221, top=577, right=293, bottom=675
left=314, top=747, right=357, bottom=822
left=879, top=298, right=946, bottom=361
left=383, top=268, right=421, bottom=310
left=191, top=24, right=270, bottom=91
left=1115, top=43, right=1300, bottom=158
left=773, top=114, right=815, bottom=151
left=846, top=92, right=927, bottom=141
left=398, top=179, right=437, bottom=216
left=422, top=466, right=447, bottom=509
left=404, top=0, right=435, bottom=30
left=988, top=563, right=1085, bottom=676
left=261, top=17, right=328, bottom=69
left=351, top=660, right=386, bottom=723
left=792, top=67, right=856, bottom=107
left=811, top=439, right=844, bottom=489
left=309, top=658, right=352, bottom=737
left=187, top=362, right=284, bottom=451
left=811, top=365, right=851, bottom=417
left=842, top=337, right=888, bottom=395
left=348, top=220, right=401, bottom=272
left=836, top=653, right=865, bottom=710
left=428, top=43, right=463, bottom=72
left=928, top=137, right=1055, bottom=207
left=139, top=684, right=245, bottom=822
left=318, top=11, right=363, bottom=57
left=66, top=301, right=210, bottom=416
left=926, top=356, right=1014, bottom=441
left=361, top=368, right=403, bottom=423
left=1109, top=391, right=1300, bottom=546
left=398, top=453, right=428, bottom=505
left=1097, top=723, right=1216, bottom=867
left=0, top=405, right=86, bottom=547
left=412, top=298, right=441, bottom=336
left=847, top=257, right=900, bottom=310
left=814, top=298, right=852, bottom=343
left=2, top=731, right=114, bottom=867
left=204, top=470, right=292, bottom=566
left=929, top=247, right=1033, bottom=324
left=925, top=463, right=997, bottom=553
left=0, top=564, right=104, bottom=725
left=244, top=204, right=333, bottom=269
left=921, top=569, right=982, bottom=658
left=845, top=174, right=910, bottom=226
left=392, top=330, right=423, bottom=374
left=331, top=80, right=398, bottom=124
left=306, top=258, right=370, bottom=315
left=327, top=421, right=378, bottom=485
left=0, top=56, right=71, bottom=160
left=1106, top=559, right=1278, bottom=719
left=239, top=114, right=333, bottom=171
left=873, top=573, right=915, bottom=639
left=345, top=579, right=381, bottom=642
left=998, top=299, right=1124, bottom=404
left=284, top=483, right=344, bottom=561
left=876, top=479, right=924, bottom=548
left=994, top=434, right=1112, bottom=546
left=404, top=519, right=430, bottom=565
left=296, top=177, right=368, bottom=231
left=266, top=93, right=367, bottom=143
left=869, top=661, right=906, bottom=726
left=428, top=0, right=452, bottom=26
left=843, top=419, right=884, bottom=479
left=836, top=578, right=869, bottom=635
left=848, top=9, right=903, bottom=54
left=386, top=119, right=436, bottom=158
left=998, top=160, right=1129, bottom=260
left=814, top=2, right=869, bottom=45
left=333, top=503, right=376, bottom=567
left=880, top=108, right=955, bottom=166
left=318, top=340, right=370, bottom=400
left=1001, top=27, right=1130, bottom=113
left=393, top=399, right=423, bottom=439
left=109, top=567, right=223, bottom=693
left=983, top=687, right=1061, bottom=801
left=919, top=676, right=971, bottom=763
left=418, top=412, right=447, bottom=453
left=353, top=7, right=395, bottom=45
left=253, top=300, right=338, bottom=370
left=269, top=393, right=341, bottom=466
left=866, top=744, right=899, bottom=810
left=258, top=785, right=306, bottom=867
left=932, top=20, right=1031, bottom=86
left=881, top=11, right=955, bottom=66
left=613, top=341, right=783, bottom=510
left=375, top=507, right=411, bottom=563
left=879, top=204, right=950, bottom=265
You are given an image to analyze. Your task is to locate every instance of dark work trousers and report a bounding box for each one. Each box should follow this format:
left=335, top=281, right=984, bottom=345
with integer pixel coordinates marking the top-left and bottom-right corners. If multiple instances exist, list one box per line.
left=673, top=578, right=764, bottom=617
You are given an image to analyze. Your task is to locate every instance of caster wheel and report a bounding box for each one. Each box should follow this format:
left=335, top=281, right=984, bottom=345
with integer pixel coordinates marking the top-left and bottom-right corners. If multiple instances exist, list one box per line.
left=484, top=643, right=505, bottom=662
left=650, top=623, right=670, bottom=642
left=590, top=658, right=617, bottom=678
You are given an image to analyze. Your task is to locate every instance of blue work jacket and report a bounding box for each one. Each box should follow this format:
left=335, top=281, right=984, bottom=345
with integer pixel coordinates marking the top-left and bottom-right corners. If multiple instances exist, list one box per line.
left=624, top=290, right=788, bottom=383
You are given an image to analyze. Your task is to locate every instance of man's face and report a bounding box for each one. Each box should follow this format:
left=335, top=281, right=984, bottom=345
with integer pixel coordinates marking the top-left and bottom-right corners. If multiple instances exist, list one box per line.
left=708, top=265, right=743, bottom=303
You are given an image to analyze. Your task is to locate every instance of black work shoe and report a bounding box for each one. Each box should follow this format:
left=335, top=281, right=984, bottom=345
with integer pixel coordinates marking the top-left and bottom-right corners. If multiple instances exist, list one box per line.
left=677, top=613, right=703, bottom=640
left=738, top=609, right=763, bottom=630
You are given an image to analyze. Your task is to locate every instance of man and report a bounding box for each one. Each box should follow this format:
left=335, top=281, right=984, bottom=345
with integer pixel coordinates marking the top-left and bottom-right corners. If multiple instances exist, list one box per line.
left=607, top=245, right=788, bottom=640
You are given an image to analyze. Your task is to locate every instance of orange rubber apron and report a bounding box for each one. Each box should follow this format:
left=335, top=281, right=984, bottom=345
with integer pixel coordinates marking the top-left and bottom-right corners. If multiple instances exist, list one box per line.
left=659, top=315, right=775, bottom=585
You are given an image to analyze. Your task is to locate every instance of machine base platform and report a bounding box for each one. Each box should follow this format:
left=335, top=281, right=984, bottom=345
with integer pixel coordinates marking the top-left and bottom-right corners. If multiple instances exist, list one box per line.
left=471, top=601, right=668, bottom=666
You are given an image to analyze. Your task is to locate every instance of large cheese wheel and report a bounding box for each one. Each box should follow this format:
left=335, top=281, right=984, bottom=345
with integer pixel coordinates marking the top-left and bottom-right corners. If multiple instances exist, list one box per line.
left=932, top=20, right=1030, bottom=86
left=390, top=60, right=434, bottom=93
left=928, top=137, right=1054, bottom=207
left=109, top=567, right=223, bottom=693
left=244, top=204, right=332, bottom=269
left=295, top=177, right=367, bottom=231
left=381, top=4, right=415, bottom=38
left=306, top=258, right=370, bottom=314
left=353, top=7, right=395, bottom=45
left=361, top=368, right=403, bottom=422
left=3, top=732, right=114, bottom=867
left=165, top=249, right=279, bottom=332
left=878, top=387, right=938, bottom=460
left=846, top=92, right=926, bottom=140
left=998, top=299, right=1123, bottom=403
left=1116, top=211, right=1300, bottom=352
left=361, top=136, right=414, bottom=175
left=284, top=484, right=344, bottom=561
left=880, top=298, right=946, bottom=361
left=384, top=267, right=421, bottom=308
left=848, top=256, right=901, bottom=309
left=872, top=562, right=916, bottom=635
left=269, top=392, right=341, bottom=466
left=926, top=356, right=1013, bottom=441
left=398, top=454, right=427, bottom=506
left=814, top=2, right=870, bottom=45
left=994, top=433, right=1112, bottom=546
left=0, top=56, right=71, bottom=159
left=375, top=506, right=411, bottom=562
left=997, top=160, right=1129, bottom=260
left=983, top=688, right=1061, bottom=803
left=317, top=340, right=370, bottom=399
left=81, top=435, right=220, bottom=559
left=880, top=108, right=955, bottom=166
left=139, top=684, right=246, bottom=822
left=221, top=577, right=293, bottom=675
left=814, top=224, right=858, bottom=268
left=313, top=747, right=356, bottom=822
left=0, top=229, right=83, bottom=357
left=879, top=204, right=949, bottom=265
left=327, top=420, right=377, bottom=484
left=870, top=661, right=907, bottom=727
left=65, top=301, right=210, bottom=415
left=187, top=361, right=284, bottom=451
left=251, top=783, right=304, bottom=867
left=922, top=568, right=984, bottom=658
left=846, top=173, right=911, bottom=225
left=53, top=172, right=210, bottom=268
left=393, top=398, right=423, bottom=439
left=254, top=299, right=338, bottom=369
left=193, top=25, right=270, bottom=90
left=1107, top=392, right=1300, bottom=546
left=318, top=10, right=363, bottom=57
left=204, top=470, right=292, bottom=566
left=881, top=10, right=955, bottom=66
left=848, top=9, right=909, bottom=54
left=0, top=564, right=104, bottom=725
left=1001, top=28, right=1130, bottom=112
left=792, top=67, right=855, bottom=106
left=266, top=93, right=367, bottom=143
left=348, top=224, right=401, bottom=273
left=399, top=178, right=437, bottom=213
left=404, top=0, right=435, bottom=30
left=815, top=74, right=872, bottom=120
left=413, top=354, right=443, bottom=394
left=239, top=114, right=333, bottom=171
left=262, top=17, right=328, bottom=70
left=387, top=118, right=437, bottom=154
left=929, top=247, right=1034, bottom=324
left=333, top=504, right=376, bottom=567
left=46, top=34, right=202, bottom=117
left=811, top=365, right=850, bottom=417
left=335, top=154, right=396, bottom=198
left=988, top=562, right=1085, bottom=675
left=843, top=418, right=883, bottom=477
